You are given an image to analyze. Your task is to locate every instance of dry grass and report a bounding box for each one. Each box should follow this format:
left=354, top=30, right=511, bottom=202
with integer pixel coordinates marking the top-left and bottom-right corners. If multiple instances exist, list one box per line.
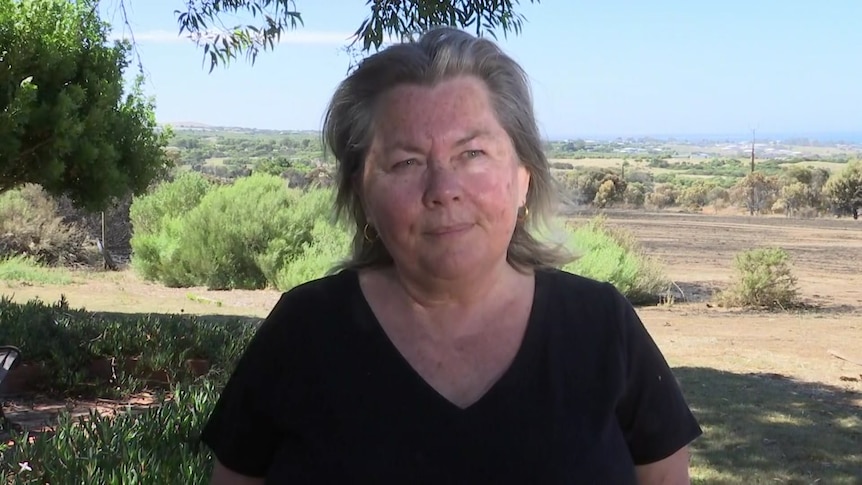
left=0, top=269, right=282, bottom=318
left=548, top=157, right=629, bottom=169
left=788, top=160, right=849, bottom=171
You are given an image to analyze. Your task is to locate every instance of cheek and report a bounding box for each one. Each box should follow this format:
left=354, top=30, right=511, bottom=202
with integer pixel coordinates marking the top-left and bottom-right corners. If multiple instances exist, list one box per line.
left=466, top=171, right=519, bottom=221
left=364, top=182, right=418, bottom=231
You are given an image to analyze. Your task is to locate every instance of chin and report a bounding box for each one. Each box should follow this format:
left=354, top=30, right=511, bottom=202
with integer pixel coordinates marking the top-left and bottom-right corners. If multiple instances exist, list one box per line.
left=418, top=252, right=500, bottom=280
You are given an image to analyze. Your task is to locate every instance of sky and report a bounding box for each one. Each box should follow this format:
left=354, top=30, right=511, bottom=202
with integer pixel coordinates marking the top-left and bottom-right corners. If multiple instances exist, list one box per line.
left=100, top=0, right=861, bottom=141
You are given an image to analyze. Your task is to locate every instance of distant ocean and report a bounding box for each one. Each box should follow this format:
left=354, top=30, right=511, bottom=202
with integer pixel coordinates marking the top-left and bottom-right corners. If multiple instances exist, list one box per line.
left=558, top=132, right=862, bottom=144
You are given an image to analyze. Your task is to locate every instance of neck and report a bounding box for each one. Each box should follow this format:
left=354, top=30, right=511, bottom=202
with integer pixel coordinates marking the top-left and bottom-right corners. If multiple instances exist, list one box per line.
left=389, top=258, right=525, bottom=310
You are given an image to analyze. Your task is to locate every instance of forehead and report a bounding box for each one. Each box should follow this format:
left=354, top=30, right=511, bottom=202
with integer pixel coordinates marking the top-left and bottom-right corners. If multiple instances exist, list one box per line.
left=372, top=76, right=504, bottom=147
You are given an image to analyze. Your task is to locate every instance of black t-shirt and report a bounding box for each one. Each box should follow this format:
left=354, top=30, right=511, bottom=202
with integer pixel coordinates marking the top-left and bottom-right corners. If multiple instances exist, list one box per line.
left=200, top=268, right=702, bottom=484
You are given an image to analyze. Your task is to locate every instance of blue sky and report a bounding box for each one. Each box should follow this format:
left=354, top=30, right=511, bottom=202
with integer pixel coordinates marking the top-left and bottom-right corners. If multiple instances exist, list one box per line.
left=101, top=0, right=861, bottom=140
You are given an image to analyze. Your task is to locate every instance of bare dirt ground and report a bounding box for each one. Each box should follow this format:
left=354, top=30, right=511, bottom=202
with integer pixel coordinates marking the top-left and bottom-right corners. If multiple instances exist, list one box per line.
left=585, top=210, right=862, bottom=398
left=2, top=210, right=861, bottom=433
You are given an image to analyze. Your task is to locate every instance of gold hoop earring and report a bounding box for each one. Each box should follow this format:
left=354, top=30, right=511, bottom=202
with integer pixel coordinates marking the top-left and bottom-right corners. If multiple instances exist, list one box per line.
left=363, top=223, right=377, bottom=242
left=517, top=206, right=529, bottom=224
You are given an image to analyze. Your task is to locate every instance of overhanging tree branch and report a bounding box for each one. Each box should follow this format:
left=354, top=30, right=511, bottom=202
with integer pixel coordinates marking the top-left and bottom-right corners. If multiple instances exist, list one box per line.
left=115, top=0, right=538, bottom=72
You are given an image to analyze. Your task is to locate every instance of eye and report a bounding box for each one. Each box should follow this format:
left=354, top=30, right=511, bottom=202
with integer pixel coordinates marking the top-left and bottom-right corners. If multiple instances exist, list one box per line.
left=464, top=149, right=485, bottom=159
left=393, top=158, right=417, bottom=169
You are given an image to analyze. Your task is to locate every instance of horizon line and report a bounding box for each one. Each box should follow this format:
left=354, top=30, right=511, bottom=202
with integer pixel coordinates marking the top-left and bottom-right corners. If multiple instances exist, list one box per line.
left=159, top=122, right=862, bottom=143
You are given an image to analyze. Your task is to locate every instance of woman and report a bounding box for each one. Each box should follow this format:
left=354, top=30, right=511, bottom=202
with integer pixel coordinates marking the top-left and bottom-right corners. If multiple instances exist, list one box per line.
left=202, top=27, right=702, bottom=484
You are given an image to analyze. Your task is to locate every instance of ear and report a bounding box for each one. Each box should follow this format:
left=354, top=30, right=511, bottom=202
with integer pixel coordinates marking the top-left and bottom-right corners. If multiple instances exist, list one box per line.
left=352, top=170, right=375, bottom=227
left=516, top=165, right=531, bottom=207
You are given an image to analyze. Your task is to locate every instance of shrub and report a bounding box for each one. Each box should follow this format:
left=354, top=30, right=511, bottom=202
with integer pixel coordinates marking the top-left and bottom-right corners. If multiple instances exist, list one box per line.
left=129, top=172, right=214, bottom=237
left=270, top=216, right=353, bottom=291
left=717, top=247, right=800, bottom=309
left=170, top=174, right=298, bottom=289
left=129, top=172, right=214, bottom=284
left=623, top=182, right=646, bottom=208
left=593, top=179, right=618, bottom=208
left=550, top=161, right=574, bottom=170
left=558, top=168, right=626, bottom=206
left=822, top=159, right=862, bottom=219
left=563, top=216, right=669, bottom=304
left=677, top=182, right=713, bottom=211
left=730, top=172, right=780, bottom=215
left=0, top=184, right=97, bottom=267
left=647, top=183, right=677, bottom=209
left=130, top=173, right=349, bottom=290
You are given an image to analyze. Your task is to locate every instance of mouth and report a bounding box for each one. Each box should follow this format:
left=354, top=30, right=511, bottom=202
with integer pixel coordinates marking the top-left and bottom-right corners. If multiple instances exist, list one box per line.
left=425, top=223, right=474, bottom=236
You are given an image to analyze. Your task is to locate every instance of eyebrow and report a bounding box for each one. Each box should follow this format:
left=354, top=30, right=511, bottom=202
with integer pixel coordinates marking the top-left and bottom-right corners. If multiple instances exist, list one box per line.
left=454, top=129, right=492, bottom=147
left=385, top=129, right=493, bottom=153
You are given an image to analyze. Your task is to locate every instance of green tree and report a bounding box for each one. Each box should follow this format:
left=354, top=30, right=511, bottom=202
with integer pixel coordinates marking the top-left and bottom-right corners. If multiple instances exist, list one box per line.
left=730, top=172, right=779, bottom=215
left=253, top=156, right=293, bottom=177
left=561, top=168, right=626, bottom=206
left=823, top=160, right=862, bottom=219
left=0, top=0, right=171, bottom=211
left=647, top=183, right=676, bottom=209
left=677, top=182, right=714, bottom=211
left=623, top=182, right=645, bottom=208
left=779, top=165, right=830, bottom=211
left=166, top=0, right=539, bottom=71
left=777, top=181, right=808, bottom=217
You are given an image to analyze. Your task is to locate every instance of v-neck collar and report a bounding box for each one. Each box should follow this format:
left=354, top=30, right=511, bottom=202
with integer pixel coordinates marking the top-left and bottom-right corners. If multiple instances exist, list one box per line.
left=349, top=268, right=550, bottom=414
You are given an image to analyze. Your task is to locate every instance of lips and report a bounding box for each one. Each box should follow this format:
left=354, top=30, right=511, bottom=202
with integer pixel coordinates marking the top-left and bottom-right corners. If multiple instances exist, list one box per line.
left=425, top=223, right=473, bottom=236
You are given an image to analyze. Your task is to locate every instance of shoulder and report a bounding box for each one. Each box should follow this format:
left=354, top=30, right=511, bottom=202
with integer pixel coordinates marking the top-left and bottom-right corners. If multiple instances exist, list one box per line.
left=534, top=268, right=640, bottom=357
left=267, top=270, right=357, bottom=319
left=538, top=267, right=616, bottom=293
left=251, top=270, right=360, bottom=343
left=536, top=267, right=629, bottom=315
left=279, top=269, right=357, bottom=305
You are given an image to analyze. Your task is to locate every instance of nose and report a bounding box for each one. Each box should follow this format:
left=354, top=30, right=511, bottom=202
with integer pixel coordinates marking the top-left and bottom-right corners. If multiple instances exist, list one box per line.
left=421, top=161, right=462, bottom=207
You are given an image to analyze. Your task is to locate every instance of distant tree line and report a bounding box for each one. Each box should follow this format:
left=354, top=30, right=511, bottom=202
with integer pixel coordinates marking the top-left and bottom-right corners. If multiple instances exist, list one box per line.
left=556, top=161, right=862, bottom=219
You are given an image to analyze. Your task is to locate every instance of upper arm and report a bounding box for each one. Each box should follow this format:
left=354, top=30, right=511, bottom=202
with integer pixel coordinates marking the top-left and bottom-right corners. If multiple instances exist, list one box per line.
left=635, top=446, right=692, bottom=485
left=200, top=294, right=299, bottom=478
left=210, top=459, right=266, bottom=485
left=608, top=285, right=702, bottom=467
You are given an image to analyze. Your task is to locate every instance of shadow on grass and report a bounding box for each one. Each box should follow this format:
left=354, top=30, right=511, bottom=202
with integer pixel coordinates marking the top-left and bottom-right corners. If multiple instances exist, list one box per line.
left=0, top=297, right=268, bottom=403
left=676, top=367, right=862, bottom=484
left=85, top=310, right=264, bottom=326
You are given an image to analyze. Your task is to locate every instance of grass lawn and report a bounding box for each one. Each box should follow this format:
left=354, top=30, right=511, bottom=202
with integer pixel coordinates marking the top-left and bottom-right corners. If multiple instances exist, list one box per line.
left=681, top=367, right=861, bottom=484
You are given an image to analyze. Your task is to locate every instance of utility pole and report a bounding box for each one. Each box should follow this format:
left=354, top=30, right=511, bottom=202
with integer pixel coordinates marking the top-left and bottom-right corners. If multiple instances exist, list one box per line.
left=750, top=129, right=756, bottom=174
left=748, top=129, right=756, bottom=215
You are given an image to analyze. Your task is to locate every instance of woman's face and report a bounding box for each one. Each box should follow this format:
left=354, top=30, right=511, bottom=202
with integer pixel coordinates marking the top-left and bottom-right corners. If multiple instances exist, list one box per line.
left=361, top=75, right=531, bottom=281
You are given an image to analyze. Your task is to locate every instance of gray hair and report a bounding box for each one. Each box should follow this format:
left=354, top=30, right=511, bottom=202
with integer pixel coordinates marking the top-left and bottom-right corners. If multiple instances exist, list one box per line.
left=323, top=27, right=571, bottom=272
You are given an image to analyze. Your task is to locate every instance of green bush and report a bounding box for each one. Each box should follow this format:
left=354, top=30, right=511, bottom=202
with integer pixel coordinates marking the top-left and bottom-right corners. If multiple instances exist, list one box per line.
left=270, top=215, right=353, bottom=291
left=130, top=173, right=350, bottom=290
left=171, top=173, right=297, bottom=289
left=129, top=172, right=214, bottom=236
left=717, top=247, right=800, bottom=309
left=562, top=216, right=669, bottom=304
left=129, top=172, right=214, bottom=284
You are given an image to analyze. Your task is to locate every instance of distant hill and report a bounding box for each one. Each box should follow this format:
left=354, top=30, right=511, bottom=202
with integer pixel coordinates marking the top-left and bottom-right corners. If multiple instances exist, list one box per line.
left=160, top=121, right=319, bottom=136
